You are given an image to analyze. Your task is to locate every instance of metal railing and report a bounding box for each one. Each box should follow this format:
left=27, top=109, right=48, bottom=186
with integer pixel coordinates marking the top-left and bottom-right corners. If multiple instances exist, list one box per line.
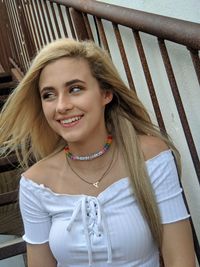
left=0, top=0, right=200, bottom=263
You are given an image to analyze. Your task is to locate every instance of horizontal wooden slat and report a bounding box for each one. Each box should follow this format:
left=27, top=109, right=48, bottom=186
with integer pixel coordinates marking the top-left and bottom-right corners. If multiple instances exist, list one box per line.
left=0, top=72, right=12, bottom=83
left=0, top=237, right=26, bottom=260
left=0, top=81, right=16, bottom=90
left=0, top=153, right=20, bottom=173
left=0, top=189, right=18, bottom=206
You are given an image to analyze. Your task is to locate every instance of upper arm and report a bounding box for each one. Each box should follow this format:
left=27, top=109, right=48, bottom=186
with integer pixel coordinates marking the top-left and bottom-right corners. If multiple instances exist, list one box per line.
left=139, top=136, right=196, bottom=265
left=27, top=243, right=57, bottom=267
left=19, top=177, right=51, bottom=244
left=161, top=219, right=196, bottom=267
left=21, top=161, right=60, bottom=267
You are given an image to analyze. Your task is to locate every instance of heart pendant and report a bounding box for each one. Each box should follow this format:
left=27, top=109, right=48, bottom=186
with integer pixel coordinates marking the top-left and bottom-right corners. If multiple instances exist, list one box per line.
left=93, top=181, right=99, bottom=188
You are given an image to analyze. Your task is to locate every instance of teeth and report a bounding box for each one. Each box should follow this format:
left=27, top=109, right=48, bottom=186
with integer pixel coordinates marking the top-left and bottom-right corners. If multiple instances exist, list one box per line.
left=61, top=116, right=81, bottom=124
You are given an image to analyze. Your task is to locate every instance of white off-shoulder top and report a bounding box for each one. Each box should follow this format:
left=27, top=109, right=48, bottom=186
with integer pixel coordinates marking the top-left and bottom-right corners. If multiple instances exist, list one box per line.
left=19, top=150, right=190, bottom=267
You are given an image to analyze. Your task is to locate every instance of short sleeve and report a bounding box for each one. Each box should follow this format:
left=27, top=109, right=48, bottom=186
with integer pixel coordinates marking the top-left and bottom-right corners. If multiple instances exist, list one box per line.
left=19, top=176, right=51, bottom=244
left=146, top=150, right=190, bottom=224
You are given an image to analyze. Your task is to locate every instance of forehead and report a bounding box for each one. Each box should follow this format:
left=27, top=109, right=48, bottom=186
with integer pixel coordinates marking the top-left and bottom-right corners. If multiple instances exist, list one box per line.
left=39, top=57, right=93, bottom=85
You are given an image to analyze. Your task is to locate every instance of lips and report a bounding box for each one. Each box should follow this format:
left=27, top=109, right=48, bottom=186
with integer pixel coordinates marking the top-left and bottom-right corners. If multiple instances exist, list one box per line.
left=60, top=115, right=83, bottom=127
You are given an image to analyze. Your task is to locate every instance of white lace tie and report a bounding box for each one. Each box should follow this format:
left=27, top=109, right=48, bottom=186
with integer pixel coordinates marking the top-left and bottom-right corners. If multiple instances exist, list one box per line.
left=67, top=196, right=112, bottom=266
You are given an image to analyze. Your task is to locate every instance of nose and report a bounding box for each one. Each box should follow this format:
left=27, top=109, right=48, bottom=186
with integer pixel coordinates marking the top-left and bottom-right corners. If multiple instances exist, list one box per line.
left=56, top=95, right=73, bottom=113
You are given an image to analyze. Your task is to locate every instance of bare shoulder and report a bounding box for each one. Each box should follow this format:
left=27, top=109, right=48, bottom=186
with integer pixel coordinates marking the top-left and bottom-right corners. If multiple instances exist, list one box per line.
left=23, top=151, right=63, bottom=185
left=138, top=135, right=169, bottom=161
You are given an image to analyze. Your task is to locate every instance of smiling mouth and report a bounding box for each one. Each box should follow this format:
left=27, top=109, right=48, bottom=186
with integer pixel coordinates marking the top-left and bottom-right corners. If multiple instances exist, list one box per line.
left=60, top=115, right=83, bottom=126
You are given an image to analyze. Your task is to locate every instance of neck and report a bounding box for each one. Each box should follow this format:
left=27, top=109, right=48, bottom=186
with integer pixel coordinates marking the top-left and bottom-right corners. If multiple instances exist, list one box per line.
left=65, top=139, right=117, bottom=174
left=67, top=132, right=109, bottom=157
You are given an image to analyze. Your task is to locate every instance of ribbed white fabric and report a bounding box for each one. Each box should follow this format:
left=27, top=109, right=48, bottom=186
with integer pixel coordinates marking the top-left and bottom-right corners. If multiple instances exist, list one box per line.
left=19, top=150, right=190, bottom=267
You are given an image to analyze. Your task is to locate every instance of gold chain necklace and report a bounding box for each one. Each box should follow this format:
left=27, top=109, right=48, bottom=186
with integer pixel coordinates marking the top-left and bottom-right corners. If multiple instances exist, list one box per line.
left=66, top=147, right=115, bottom=188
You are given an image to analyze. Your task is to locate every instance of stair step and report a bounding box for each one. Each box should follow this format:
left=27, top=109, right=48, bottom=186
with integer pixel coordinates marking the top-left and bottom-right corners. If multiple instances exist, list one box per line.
left=0, top=73, right=12, bottom=83
left=0, top=153, right=19, bottom=173
left=0, top=81, right=16, bottom=90
left=0, top=81, right=16, bottom=109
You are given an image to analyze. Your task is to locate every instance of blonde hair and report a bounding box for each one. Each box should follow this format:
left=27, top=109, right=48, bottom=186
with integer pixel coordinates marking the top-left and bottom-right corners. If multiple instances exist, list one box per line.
left=0, top=38, right=180, bottom=247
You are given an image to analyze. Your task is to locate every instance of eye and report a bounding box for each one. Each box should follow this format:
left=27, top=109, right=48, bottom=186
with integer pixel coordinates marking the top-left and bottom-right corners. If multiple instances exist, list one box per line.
left=41, top=91, right=56, bottom=100
left=69, top=85, right=82, bottom=94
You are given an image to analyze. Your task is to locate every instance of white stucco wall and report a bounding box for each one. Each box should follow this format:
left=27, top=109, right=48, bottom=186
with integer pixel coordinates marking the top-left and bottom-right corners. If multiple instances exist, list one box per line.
left=97, top=0, right=200, bottom=263
left=98, top=0, right=200, bottom=23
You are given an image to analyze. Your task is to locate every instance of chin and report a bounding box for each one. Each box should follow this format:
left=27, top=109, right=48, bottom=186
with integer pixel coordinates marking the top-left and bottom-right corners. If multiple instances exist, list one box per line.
left=61, top=132, right=85, bottom=144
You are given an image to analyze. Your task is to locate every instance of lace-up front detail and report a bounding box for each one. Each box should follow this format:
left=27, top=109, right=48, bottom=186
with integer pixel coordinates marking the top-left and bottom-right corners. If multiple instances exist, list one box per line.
left=67, top=196, right=112, bottom=266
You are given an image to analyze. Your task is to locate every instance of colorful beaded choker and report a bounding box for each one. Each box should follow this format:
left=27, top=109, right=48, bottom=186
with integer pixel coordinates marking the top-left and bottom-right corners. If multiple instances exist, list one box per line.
left=64, top=135, right=112, bottom=161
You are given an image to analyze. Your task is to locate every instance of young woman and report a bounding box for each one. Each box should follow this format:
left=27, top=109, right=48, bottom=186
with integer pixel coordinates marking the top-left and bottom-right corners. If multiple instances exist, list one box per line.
left=0, top=38, right=195, bottom=267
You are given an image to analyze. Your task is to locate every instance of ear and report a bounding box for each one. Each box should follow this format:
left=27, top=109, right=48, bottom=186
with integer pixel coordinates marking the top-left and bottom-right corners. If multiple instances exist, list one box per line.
left=102, top=90, right=113, bottom=105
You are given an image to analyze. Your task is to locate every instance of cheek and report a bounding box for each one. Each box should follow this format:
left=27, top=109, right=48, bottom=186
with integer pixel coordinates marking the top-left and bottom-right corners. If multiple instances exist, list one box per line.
left=41, top=102, right=52, bottom=118
left=41, top=106, right=48, bottom=121
left=41, top=106, right=56, bottom=130
left=84, top=94, right=105, bottom=111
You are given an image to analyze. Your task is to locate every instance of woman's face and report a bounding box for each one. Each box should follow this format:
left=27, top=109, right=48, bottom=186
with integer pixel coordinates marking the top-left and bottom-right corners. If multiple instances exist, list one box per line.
left=38, top=57, right=113, bottom=145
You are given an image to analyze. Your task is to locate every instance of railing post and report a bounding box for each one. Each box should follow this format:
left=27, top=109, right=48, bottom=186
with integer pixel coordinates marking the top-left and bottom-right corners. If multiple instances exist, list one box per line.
left=0, top=1, right=12, bottom=72
left=70, top=8, right=90, bottom=41
left=188, top=48, right=200, bottom=87
left=17, top=0, right=36, bottom=61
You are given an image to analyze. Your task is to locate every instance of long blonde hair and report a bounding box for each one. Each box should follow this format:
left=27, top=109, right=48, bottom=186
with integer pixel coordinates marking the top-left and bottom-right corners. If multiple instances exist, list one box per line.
left=0, top=38, right=180, bottom=247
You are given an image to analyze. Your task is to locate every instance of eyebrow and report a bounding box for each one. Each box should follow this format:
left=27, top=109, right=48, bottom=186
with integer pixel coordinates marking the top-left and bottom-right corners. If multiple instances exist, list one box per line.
left=40, top=79, right=85, bottom=92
